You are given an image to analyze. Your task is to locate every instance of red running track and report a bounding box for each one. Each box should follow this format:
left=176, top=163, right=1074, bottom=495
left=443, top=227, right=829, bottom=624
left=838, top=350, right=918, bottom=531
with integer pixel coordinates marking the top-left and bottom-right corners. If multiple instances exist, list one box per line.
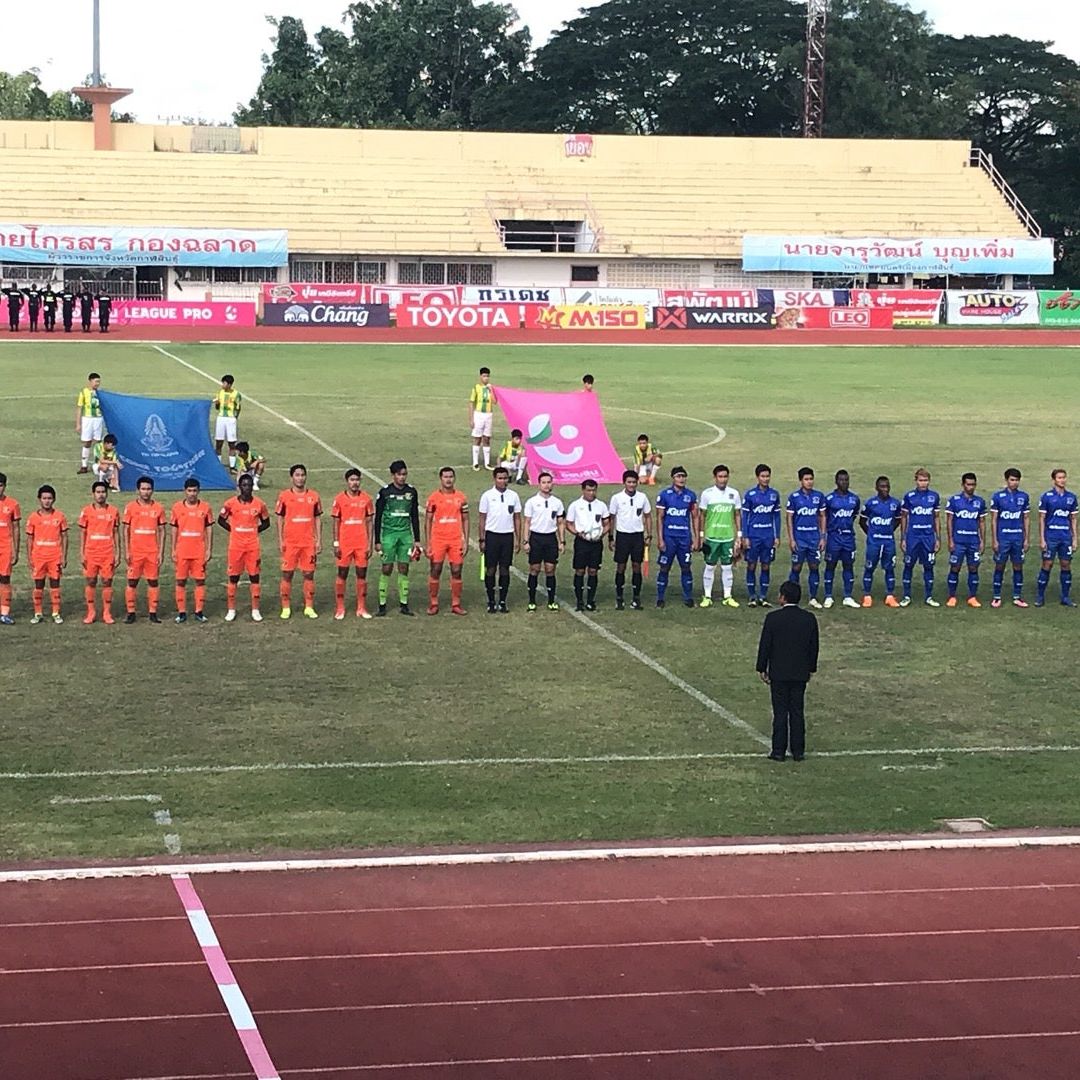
left=2, top=846, right=1080, bottom=1078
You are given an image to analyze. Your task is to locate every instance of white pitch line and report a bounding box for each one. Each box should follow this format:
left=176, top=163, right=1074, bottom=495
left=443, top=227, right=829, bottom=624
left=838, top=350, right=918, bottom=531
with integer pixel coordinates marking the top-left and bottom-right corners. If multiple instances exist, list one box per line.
left=153, top=343, right=767, bottom=747
left=604, top=405, right=726, bottom=458
left=49, top=794, right=163, bottom=806
left=192, top=339, right=1080, bottom=350
left=6, top=743, right=1080, bottom=782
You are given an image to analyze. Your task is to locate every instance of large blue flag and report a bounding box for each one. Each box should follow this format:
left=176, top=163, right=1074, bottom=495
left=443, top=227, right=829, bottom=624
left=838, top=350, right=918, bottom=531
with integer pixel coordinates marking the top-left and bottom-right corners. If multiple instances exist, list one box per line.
left=98, top=390, right=234, bottom=491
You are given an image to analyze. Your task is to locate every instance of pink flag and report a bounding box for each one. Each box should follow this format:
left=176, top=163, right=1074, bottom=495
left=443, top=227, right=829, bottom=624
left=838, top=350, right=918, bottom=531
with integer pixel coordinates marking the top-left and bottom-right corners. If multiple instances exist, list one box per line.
left=494, top=386, right=626, bottom=485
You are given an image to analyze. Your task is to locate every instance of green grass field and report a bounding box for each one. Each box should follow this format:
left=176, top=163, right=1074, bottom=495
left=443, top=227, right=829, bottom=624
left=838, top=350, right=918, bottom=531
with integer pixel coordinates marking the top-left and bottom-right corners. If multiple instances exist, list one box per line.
left=1, top=339, right=1079, bottom=863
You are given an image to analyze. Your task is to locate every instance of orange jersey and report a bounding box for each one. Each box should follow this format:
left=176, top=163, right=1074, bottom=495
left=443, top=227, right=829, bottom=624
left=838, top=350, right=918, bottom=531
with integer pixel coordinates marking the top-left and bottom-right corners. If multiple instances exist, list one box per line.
left=220, top=496, right=270, bottom=552
left=123, top=500, right=166, bottom=557
left=171, top=499, right=214, bottom=560
left=0, top=496, right=21, bottom=552
left=331, top=491, right=374, bottom=550
left=427, top=488, right=469, bottom=539
left=275, top=488, right=322, bottom=547
left=78, top=503, right=120, bottom=559
left=26, top=509, right=68, bottom=551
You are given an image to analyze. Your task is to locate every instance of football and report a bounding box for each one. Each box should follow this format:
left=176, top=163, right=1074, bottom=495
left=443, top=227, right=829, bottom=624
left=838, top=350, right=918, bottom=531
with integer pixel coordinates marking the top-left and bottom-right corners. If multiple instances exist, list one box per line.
left=581, top=524, right=604, bottom=542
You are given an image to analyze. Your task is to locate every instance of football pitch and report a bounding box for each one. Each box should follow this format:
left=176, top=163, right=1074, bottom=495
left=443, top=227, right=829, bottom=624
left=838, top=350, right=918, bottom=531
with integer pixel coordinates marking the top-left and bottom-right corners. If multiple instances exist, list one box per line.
left=1, top=338, right=1079, bottom=863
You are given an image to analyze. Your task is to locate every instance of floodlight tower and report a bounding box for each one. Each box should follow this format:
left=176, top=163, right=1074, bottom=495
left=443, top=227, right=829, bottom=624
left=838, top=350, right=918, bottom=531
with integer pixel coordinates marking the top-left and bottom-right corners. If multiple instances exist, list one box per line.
left=74, top=0, right=133, bottom=150
left=803, top=0, right=828, bottom=137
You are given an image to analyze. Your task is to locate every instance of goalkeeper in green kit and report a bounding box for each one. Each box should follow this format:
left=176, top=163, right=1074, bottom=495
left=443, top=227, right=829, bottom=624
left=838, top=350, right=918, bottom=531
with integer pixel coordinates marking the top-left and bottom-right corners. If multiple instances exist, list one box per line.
left=698, top=464, right=742, bottom=608
left=374, top=460, right=422, bottom=616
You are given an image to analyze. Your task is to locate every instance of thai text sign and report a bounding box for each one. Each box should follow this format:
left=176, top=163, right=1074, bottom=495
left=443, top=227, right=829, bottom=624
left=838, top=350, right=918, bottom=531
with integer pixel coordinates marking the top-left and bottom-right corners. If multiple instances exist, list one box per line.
left=1038, top=291, right=1080, bottom=326
left=851, top=289, right=942, bottom=325
left=743, top=235, right=1053, bottom=275
left=0, top=224, right=288, bottom=267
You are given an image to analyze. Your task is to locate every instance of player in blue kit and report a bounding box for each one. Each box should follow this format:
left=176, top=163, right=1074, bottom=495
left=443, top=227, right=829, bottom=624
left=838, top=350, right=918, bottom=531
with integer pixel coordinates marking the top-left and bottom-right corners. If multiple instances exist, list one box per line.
left=655, top=466, right=699, bottom=608
left=823, top=470, right=861, bottom=609
left=900, top=468, right=941, bottom=607
left=945, top=473, right=987, bottom=608
left=859, top=475, right=901, bottom=607
left=786, top=467, right=826, bottom=609
left=1037, top=468, right=1079, bottom=607
left=990, top=468, right=1030, bottom=608
left=742, top=464, right=782, bottom=607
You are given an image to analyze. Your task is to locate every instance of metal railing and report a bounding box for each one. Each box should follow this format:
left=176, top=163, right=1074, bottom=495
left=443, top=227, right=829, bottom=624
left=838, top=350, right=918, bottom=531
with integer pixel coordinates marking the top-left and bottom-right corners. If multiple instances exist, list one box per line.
left=969, top=148, right=1041, bottom=237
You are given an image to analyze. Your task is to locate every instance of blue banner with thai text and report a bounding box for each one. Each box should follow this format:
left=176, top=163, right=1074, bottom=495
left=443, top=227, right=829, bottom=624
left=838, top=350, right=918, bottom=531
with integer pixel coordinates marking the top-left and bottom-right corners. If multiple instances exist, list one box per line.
left=0, top=223, right=288, bottom=267
left=742, top=235, right=1053, bottom=275
left=98, top=391, right=234, bottom=491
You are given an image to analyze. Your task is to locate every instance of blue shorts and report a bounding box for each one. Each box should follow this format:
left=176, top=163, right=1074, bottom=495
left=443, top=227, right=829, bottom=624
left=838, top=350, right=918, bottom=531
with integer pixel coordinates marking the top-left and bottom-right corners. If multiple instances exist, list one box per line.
left=1042, top=539, right=1073, bottom=562
left=995, top=540, right=1025, bottom=566
left=903, top=541, right=936, bottom=568
left=791, top=543, right=821, bottom=567
left=948, top=544, right=981, bottom=568
left=825, top=540, right=856, bottom=565
left=657, top=536, right=693, bottom=569
left=865, top=539, right=896, bottom=568
left=746, top=537, right=776, bottom=565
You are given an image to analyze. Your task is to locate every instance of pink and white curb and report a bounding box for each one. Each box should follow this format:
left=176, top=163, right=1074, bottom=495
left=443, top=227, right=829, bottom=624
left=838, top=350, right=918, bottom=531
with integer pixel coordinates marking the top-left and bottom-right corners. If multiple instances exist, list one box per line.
left=172, top=873, right=280, bottom=1079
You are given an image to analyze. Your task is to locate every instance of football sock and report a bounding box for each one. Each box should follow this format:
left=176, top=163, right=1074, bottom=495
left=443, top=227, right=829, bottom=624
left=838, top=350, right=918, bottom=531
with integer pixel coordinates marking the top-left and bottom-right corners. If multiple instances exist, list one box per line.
left=614, top=570, right=625, bottom=600
left=335, top=579, right=346, bottom=608
left=471, top=445, right=480, bottom=467
left=656, top=567, right=669, bottom=602
left=842, top=565, right=854, bottom=598
left=378, top=575, right=390, bottom=605
left=721, top=565, right=734, bottom=598
left=126, top=585, right=137, bottom=613
left=862, top=566, right=873, bottom=594
left=50, top=587, right=61, bottom=614
left=702, top=565, right=715, bottom=598
left=992, top=567, right=1004, bottom=598
left=356, top=577, right=366, bottom=609
left=574, top=575, right=584, bottom=603
left=807, top=567, right=820, bottom=597
left=1012, top=569, right=1023, bottom=598
left=760, top=567, right=771, bottom=596
left=80, top=445, right=90, bottom=467
left=450, top=578, right=462, bottom=607
left=397, top=575, right=409, bottom=605
left=1062, top=569, right=1072, bottom=600
left=901, top=566, right=913, bottom=597
left=967, top=571, right=979, bottom=597
left=32, top=587, right=43, bottom=615
left=194, top=584, right=206, bottom=611
left=746, top=568, right=757, bottom=599
left=788, top=566, right=800, bottom=585
left=175, top=585, right=186, bottom=613
left=84, top=585, right=95, bottom=611
left=229, top=455, right=236, bottom=469
left=947, top=570, right=959, bottom=597
left=922, top=568, right=934, bottom=599
left=428, top=576, right=439, bottom=603
left=587, top=575, right=598, bottom=604
left=631, top=570, right=642, bottom=598
left=823, top=567, right=835, bottom=596
left=483, top=446, right=491, bottom=468
left=498, top=571, right=509, bottom=603
left=102, top=585, right=113, bottom=611
left=1037, top=568, right=1050, bottom=600
left=280, top=580, right=291, bottom=607
left=0, top=582, right=11, bottom=613
left=884, top=563, right=896, bottom=593
left=303, top=579, right=316, bottom=608
left=527, top=572, right=539, bottom=602
left=680, top=567, right=693, bottom=601
left=485, top=576, right=496, bottom=604
left=227, top=582, right=238, bottom=607
left=148, top=586, right=159, bottom=613
left=250, top=582, right=261, bottom=607
left=546, top=574, right=557, bottom=602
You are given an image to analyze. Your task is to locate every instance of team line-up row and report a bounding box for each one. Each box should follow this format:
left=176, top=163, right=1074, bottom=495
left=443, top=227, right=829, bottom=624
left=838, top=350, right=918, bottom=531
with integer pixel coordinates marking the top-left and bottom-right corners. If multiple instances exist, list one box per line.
left=1, top=460, right=1078, bottom=626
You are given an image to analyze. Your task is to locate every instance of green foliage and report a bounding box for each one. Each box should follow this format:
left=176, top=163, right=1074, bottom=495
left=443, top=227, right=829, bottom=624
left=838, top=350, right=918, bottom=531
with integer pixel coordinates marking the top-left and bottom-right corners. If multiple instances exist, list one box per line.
left=0, top=69, right=91, bottom=120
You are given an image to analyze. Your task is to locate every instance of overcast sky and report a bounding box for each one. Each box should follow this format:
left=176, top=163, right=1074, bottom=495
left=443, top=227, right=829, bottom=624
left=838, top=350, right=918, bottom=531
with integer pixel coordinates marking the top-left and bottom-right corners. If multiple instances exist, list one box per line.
left=1, top=1, right=1076, bottom=125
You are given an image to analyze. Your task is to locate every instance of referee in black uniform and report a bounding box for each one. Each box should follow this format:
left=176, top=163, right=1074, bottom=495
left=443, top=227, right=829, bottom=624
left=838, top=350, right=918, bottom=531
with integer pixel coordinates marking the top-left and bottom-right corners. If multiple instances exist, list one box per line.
left=477, top=466, right=522, bottom=613
left=609, top=469, right=652, bottom=610
left=522, top=471, right=566, bottom=611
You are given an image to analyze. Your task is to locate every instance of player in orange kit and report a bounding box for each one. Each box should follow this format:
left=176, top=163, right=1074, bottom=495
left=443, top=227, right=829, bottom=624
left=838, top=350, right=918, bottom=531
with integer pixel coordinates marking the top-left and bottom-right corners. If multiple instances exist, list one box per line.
left=171, top=478, right=215, bottom=624
left=275, top=463, right=322, bottom=619
left=26, top=484, right=69, bottom=624
left=0, top=471, right=21, bottom=624
left=331, top=468, right=374, bottom=620
left=78, top=481, right=120, bottom=623
left=122, top=476, right=166, bottom=624
left=425, top=466, right=470, bottom=615
left=218, top=473, right=271, bottom=622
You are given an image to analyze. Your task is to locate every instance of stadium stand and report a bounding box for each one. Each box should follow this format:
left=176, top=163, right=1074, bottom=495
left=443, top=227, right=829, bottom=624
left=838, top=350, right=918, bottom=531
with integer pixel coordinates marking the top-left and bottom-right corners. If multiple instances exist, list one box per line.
left=0, top=122, right=1031, bottom=262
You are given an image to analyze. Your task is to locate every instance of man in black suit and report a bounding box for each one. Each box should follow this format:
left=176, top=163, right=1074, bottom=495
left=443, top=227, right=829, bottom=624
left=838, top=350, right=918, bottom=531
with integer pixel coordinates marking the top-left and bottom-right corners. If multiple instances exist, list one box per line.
left=756, top=580, right=819, bottom=762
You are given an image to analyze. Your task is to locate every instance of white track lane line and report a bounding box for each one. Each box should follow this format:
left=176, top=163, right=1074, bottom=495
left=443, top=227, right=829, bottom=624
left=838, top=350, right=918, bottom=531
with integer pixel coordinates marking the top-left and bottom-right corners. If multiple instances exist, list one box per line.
left=152, top=343, right=768, bottom=747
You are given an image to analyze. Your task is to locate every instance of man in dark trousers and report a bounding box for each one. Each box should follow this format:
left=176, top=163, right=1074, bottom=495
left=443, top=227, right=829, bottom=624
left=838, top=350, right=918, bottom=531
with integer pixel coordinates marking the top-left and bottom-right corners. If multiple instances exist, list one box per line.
left=96, top=289, right=113, bottom=332
left=78, top=287, right=94, bottom=332
left=60, top=286, right=77, bottom=332
left=5, top=282, right=23, bottom=331
left=25, top=284, right=41, bottom=331
left=42, top=285, right=58, bottom=331
left=756, top=579, right=819, bottom=762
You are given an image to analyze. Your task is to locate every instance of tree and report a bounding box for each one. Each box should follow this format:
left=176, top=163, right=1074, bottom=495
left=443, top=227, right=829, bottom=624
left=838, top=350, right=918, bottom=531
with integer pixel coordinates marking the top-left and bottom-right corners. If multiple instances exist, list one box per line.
left=0, top=70, right=91, bottom=120
left=235, top=16, right=322, bottom=126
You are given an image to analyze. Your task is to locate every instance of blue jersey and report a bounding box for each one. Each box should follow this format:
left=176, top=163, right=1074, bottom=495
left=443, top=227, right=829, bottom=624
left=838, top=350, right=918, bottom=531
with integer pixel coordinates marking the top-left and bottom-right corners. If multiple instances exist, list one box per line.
left=825, top=491, right=860, bottom=543
left=990, top=488, right=1029, bottom=542
left=860, top=495, right=901, bottom=544
left=742, top=485, right=782, bottom=541
left=786, top=488, right=825, bottom=543
left=657, top=485, right=697, bottom=538
left=901, top=488, right=940, bottom=545
left=1039, top=488, right=1078, bottom=538
left=946, top=493, right=986, bottom=545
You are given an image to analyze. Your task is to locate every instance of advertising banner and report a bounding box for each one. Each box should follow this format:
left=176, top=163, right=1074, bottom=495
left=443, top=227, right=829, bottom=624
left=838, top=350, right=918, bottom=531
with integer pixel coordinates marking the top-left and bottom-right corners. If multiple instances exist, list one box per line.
left=98, top=391, right=233, bottom=491
left=562, top=288, right=661, bottom=308
left=261, top=302, right=391, bottom=327
left=396, top=304, right=521, bottom=329
left=0, top=224, right=288, bottom=267
left=654, top=306, right=774, bottom=330
left=262, top=283, right=364, bottom=304
left=494, top=386, right=626, bottom=485
left=946, top=291, right=1039, bottom=326
left=660, top=288, right=757, bottom=308
left=744, top=234, right=1054, bottom=275
left=758, top=288, right=848, bottom=308
left=851, top=289, right=943, bottom=325
left=462, top=286, right=561, bottom=304
left=1038, top=290, right=1080, bottom=326
left=525, top=305, right=648, bottom=330
left=112, top=301, right=256, bottom=327
left=778, top=306, right=893, bottom=330
left=370, top=285, right=462, bottom=307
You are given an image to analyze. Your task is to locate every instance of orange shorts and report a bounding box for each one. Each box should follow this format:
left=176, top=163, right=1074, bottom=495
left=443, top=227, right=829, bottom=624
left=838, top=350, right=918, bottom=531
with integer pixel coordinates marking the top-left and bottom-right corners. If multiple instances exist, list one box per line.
left=83, top=557, right=115, bottom=580
left=282, top=546, right=316, bottom=573
left=227, top=549, right=261, bottom=578
left=335, top=546, right=369, bottom=569
left=429, top=535, right=464, bottom=564
left=31, top=558, right=62, bottom=581
left=0, top=550, right=12, bottom=577
left=174, top=556, right=206, bottom=581
left=127, top=555, right=160, bottom=580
